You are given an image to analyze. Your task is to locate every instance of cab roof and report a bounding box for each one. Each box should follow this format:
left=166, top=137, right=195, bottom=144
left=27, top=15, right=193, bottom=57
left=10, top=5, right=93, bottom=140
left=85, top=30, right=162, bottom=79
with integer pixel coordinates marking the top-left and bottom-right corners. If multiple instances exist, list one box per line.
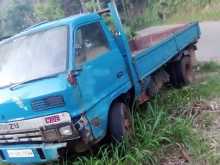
left=0, top=13, right=100, bottom=44
left=26, top=13, right=100, bottom=33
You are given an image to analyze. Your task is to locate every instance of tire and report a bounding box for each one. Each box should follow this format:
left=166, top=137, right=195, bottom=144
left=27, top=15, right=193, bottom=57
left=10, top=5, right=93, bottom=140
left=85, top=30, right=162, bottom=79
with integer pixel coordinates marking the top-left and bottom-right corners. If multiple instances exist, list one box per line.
left=147, top=79, right=158, bottom=97
left=109, top=102, right=133, bottom=142
left=179, top=56, right=194, bottom=84
left=168, top=56, right=194, bottom=87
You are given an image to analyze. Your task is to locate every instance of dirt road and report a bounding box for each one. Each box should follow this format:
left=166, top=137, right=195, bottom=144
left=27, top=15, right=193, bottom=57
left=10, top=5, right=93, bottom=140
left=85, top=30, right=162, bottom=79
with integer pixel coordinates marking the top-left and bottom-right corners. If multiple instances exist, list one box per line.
left=137, top=21, right=220, bottom=62
left=197, top=21, right=220, bottom=62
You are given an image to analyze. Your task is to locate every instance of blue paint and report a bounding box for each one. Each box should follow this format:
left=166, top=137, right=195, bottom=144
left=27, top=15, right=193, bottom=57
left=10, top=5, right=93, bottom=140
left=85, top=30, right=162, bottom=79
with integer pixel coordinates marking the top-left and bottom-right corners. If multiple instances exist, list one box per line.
left=0, top=143, right=66, bottom=164
left=0, top=2, right=200, bottom=164
left=134, top=23, right=200, bottom=80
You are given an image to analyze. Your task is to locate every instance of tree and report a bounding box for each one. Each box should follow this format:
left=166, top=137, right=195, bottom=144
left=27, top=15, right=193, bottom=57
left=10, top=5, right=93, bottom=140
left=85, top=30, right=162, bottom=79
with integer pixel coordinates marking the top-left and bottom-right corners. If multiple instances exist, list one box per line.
left=1, top=0, right=35, bottom=37
left=81, top=0, right=108, bottom=12
left=34, top=0, right=64, bottom=21
left=79, top=0, right=87, bottom=12
left=96, top=0, right=102, bottom=10
left=61, top=0, right=82, bottom=16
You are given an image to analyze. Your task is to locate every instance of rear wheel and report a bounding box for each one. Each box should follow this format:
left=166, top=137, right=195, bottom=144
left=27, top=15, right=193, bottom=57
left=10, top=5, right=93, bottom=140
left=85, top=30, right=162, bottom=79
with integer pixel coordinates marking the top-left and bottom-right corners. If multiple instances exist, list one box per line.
left=109, top=102, right=133, bottom=142
left=168, top=56, right=194, bottom=87
left=180, top=56, right=194, bottom=84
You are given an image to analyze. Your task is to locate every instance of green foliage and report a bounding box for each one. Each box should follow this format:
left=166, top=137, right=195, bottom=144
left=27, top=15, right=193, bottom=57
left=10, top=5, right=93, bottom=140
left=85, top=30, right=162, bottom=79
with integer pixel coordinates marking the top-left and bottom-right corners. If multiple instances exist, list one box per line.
left=123, top=25, right=136, bottom=39
left=65, top=99, right=209, bottom=164
left=0, top=0, right=34, bottom=37
left=7, top=1, right=34, bottom=33
left=84, top=0, right=99, bottom=12
left=199, top=61, right=220, bottom=73
left=129, top=0, right=218, bottom=30
left=0, top=0, right=218, bottom=38
left=130, top=5, right=160, bottom=29
left=34, top=0, right=64, bottom=21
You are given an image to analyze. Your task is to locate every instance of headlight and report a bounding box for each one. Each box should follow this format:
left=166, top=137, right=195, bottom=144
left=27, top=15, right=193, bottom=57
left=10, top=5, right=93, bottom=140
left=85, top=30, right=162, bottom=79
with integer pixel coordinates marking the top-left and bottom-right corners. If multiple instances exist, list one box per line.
left=59, top=125, right=73, bottom=136
left=43, top=125, right=80, bottom=142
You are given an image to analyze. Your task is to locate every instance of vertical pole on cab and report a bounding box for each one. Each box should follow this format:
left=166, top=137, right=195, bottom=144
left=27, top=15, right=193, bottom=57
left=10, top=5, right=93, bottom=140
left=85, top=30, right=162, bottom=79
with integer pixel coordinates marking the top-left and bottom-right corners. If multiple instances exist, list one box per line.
left=108, top=1, right=141, bottom=96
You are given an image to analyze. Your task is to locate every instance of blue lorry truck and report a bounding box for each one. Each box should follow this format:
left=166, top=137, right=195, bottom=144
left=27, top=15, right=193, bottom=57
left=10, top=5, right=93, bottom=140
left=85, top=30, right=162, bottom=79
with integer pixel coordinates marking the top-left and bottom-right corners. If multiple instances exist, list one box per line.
left=0, top=2, right=200, bottom=164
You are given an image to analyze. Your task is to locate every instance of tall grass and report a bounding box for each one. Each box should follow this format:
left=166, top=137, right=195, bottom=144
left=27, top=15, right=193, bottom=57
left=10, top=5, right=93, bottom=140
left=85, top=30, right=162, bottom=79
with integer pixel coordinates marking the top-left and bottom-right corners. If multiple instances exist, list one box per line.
left=69, top=101, right=208, bottom=165
left=199, top=61, right=220, bottom=73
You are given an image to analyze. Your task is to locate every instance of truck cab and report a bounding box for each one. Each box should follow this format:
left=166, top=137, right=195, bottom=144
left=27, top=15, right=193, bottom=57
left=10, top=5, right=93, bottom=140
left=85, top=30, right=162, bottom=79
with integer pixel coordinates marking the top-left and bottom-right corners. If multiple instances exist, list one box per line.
left=0, top=7, right=133, bottom=164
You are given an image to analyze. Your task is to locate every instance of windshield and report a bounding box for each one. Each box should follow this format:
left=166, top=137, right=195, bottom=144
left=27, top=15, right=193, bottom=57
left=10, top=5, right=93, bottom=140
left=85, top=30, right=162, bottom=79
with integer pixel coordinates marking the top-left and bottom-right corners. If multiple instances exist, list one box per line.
left=0, top=26, right=68, bottom=88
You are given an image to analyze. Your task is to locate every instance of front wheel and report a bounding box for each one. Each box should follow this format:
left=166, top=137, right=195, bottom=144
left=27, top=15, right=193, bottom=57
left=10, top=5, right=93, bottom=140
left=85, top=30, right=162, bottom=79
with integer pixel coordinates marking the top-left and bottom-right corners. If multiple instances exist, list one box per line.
left=109, top=102, right=133, bottom=142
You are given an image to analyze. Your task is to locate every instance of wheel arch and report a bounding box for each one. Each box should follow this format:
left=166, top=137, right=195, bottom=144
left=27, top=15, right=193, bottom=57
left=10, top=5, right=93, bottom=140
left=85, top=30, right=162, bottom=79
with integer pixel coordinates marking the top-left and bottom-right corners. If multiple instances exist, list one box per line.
left=85, top=82, right=134, bottom=141
left=106, top=87, right=135, bottom=135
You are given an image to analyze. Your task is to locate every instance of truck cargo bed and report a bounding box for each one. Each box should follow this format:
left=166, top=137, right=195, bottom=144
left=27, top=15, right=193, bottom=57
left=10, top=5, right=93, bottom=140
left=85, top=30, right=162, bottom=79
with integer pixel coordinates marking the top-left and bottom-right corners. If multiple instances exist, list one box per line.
left=131, top=23, right=200, bottom=80
left=130, top=24, right=186, bottom=55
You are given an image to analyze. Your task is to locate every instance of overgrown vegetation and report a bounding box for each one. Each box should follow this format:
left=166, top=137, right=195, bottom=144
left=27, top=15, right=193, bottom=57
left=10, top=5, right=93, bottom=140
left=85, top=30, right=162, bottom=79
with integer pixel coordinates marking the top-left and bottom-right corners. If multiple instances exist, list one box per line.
left=1, top=0, right=220, bottom=39
left=52, top=62, right=220, bottom=165
left=128, top=0, right=218, bottom=30
left=0, top=0, right=82, bottom=38
left=199, top=61, right=220, bottom=73
left=0, top=0, right=220, bottom=163
left=34, top=0, right=64, bottom=21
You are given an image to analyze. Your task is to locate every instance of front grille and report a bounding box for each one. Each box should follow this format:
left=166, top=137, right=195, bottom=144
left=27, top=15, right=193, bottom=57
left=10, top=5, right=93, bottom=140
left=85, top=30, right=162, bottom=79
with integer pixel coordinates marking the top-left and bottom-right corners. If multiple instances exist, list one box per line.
left=0, top=130, right=43, bottom=144
left=0, top=112, right=72, bottom=144
left=31, top=96, right=65, bottom=111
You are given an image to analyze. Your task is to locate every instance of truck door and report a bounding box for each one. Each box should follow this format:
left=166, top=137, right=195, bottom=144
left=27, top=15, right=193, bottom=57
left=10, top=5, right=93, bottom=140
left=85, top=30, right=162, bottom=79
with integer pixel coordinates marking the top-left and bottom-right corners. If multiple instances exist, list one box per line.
left=73, top=21, right=129, bottom=109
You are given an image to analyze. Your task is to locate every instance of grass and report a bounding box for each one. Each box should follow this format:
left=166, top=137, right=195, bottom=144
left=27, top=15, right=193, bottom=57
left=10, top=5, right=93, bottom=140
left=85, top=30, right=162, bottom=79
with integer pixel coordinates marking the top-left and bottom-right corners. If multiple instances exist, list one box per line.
left=71, top=103, right=204, bottom=165
left=165, top=0, right=220, bottom=24
left=129, top=0, right=220, bottom=32
left=56, top=62, right=220, bottom=165
left=199, top=61, right=220, bottom=73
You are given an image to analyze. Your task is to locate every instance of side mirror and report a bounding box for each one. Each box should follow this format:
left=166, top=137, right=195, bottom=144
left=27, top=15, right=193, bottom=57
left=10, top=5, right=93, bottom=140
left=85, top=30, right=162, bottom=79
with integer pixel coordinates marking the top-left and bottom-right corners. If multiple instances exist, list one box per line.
left=67, top=71, right=77, bottom=86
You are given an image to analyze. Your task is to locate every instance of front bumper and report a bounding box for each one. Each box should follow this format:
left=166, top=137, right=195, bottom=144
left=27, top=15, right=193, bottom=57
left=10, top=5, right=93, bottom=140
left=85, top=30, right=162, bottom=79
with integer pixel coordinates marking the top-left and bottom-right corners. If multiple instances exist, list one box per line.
left=0, top=112, right=95, bottom=164
left=0, top=143, right=67, bottom=164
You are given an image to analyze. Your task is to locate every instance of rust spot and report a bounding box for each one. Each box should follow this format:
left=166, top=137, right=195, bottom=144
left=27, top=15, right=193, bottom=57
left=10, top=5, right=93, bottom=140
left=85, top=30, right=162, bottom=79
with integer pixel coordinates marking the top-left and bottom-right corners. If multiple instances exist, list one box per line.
left=138, top=92, right=150, bottom=104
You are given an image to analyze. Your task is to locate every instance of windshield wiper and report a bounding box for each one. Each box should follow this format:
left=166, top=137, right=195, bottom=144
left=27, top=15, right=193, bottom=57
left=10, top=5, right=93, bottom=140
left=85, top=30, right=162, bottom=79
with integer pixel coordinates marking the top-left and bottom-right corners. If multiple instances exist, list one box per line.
left=10, top=74, right=58, bottom=91
left=0, top=83, right=16, bottom=90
